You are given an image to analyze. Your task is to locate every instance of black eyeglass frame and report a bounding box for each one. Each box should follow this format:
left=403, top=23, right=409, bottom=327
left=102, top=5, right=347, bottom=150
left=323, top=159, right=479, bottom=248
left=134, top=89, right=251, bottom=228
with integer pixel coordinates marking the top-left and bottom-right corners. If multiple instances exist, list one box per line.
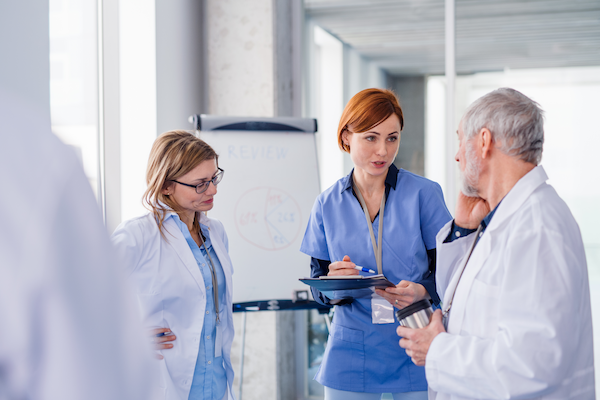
left=171, top=168, right=224, bottom=194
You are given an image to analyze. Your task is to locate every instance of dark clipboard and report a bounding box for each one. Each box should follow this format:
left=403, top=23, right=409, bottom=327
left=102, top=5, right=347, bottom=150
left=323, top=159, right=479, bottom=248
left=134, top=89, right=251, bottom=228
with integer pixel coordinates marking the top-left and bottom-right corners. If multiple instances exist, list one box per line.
left=299, top=275, right=396, bottom=291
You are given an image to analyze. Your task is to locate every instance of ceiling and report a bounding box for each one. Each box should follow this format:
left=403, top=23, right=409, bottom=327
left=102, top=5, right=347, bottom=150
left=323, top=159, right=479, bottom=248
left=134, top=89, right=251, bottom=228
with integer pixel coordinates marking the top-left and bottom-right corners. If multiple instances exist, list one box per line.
left=304, top=0, right=600, bottom=76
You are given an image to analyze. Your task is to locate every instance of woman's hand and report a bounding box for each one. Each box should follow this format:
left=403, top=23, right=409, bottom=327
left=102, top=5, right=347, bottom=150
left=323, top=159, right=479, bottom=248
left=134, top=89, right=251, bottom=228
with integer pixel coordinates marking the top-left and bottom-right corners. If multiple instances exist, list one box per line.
left=375, top=281, right=429, bottom=309
left=150, top=327, right=176, bottom=360
left=454, top=192, right=490, bottom=229
left=327, top=255, right=359, bottom=276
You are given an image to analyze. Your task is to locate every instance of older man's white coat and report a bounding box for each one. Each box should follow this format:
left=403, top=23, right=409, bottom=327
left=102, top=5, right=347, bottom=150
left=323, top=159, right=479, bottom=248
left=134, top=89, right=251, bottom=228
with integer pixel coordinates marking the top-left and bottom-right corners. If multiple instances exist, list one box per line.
left=427, top=166, right=595, bottom=399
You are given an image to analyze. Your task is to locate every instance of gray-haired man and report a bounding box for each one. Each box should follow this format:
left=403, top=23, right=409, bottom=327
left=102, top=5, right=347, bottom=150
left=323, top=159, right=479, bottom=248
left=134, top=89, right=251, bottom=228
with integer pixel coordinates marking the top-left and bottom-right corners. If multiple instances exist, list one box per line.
left=397, top=88, right=594, bottom=400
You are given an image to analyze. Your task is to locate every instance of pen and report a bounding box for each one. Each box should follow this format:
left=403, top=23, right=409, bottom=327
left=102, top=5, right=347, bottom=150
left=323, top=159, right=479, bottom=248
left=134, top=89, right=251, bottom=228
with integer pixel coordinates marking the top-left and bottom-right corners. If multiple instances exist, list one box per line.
left=355, top=266, right=376, bottom=274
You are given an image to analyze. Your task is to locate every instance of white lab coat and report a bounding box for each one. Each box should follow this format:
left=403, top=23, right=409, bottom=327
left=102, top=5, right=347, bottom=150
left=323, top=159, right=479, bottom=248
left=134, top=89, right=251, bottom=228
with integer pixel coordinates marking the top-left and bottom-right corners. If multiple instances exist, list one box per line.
left=426, top=166, right=595, bottom=400
left=0, top=93, right=154, bottom=400
left=111, top=211, right=236, bottom=400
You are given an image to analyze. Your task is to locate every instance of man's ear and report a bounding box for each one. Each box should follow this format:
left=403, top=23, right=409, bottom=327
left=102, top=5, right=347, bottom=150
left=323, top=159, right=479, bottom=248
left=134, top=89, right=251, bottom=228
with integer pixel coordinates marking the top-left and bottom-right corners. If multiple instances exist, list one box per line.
left=479, top=128, right=493, bottom=159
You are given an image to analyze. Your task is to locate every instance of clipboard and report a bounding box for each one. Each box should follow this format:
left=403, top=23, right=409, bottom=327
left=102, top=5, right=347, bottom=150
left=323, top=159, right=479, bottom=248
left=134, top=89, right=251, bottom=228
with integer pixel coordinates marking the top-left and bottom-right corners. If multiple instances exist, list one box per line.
left=299, top=274, right=396, bottom=291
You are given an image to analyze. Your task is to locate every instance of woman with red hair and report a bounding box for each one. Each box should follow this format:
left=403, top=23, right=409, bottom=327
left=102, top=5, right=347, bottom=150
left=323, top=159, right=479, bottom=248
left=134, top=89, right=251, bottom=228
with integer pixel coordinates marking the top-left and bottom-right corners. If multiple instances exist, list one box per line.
left=301, top=88, right=451, bottom=399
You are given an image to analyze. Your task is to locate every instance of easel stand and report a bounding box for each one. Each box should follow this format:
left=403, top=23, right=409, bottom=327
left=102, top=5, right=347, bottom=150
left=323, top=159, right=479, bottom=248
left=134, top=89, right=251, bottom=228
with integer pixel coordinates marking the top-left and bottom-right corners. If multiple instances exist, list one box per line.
left=233, top=300, right=329, bottom=400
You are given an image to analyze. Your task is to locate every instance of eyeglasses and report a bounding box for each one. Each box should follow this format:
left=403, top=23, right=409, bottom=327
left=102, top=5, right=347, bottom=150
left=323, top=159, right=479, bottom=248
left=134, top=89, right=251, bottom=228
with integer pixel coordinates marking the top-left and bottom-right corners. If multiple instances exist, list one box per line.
left=171, top=168, right=224, bottom=194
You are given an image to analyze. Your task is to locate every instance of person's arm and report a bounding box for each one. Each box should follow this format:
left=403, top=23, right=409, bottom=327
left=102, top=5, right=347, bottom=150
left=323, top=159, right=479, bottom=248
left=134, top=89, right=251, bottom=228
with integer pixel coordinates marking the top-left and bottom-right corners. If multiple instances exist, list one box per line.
left=45, top=162, right=155, bottom=399
left=377, top=182, right=452, bottom=308
left=111, top=221, right=177, bottom=358
left=310, top=257, right=353, bottom=306
left=443, top=221, right=477, bottom=243
left=417, top=182, right=454, bottom=305
left=420, top=248, right=440, bottom=305
left=413, top=228, right=586, bottom=399
left=111, top=220, right=146, bottom=277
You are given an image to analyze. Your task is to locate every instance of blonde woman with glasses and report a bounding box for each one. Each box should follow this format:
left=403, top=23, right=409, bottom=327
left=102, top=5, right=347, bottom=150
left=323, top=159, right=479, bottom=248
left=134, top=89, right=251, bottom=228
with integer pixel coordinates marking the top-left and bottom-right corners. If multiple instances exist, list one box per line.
left=112, top=130, right=235, bottom=400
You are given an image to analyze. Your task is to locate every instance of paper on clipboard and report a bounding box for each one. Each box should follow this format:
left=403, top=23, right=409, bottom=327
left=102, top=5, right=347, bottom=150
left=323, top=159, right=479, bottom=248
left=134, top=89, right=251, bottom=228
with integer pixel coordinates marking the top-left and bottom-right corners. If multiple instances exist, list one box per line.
left=299, top=274, right=396, bottom=291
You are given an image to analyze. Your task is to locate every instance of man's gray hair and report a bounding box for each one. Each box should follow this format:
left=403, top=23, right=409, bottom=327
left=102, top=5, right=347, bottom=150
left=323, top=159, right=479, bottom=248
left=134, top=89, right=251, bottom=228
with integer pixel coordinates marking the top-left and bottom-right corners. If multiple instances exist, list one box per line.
left=461, top=88, right=545, bottom=165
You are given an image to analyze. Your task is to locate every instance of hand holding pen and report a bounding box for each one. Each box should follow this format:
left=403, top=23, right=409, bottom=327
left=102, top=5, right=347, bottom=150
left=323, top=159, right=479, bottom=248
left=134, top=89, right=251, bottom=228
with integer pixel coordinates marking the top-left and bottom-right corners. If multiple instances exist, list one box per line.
left=328, top=255, right=376, bottom=276
left=150, top=327, right=176, bottom=360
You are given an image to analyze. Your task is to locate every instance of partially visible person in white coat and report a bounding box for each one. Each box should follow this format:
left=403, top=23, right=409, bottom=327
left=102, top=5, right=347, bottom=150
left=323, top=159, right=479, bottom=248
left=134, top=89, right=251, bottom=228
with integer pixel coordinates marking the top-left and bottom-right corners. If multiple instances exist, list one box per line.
left=0, top=92, right=154, bottom=400
left=396, top=88, right=595, bottom=399
left=111, top=131, right=236, bottom=400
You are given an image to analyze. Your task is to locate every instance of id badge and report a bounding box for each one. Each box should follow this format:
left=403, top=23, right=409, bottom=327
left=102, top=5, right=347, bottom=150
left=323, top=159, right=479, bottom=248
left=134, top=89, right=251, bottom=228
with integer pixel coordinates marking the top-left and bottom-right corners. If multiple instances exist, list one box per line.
left=371, top=293, right=394, bottom=324
left=215, top=322, right=223, bottom=358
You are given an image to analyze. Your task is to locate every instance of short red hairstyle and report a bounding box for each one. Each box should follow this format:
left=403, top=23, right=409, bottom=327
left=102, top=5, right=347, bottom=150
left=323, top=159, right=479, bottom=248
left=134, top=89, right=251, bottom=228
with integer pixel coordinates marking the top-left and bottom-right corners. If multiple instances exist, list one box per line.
left=337, top=88, right=404, bottom=153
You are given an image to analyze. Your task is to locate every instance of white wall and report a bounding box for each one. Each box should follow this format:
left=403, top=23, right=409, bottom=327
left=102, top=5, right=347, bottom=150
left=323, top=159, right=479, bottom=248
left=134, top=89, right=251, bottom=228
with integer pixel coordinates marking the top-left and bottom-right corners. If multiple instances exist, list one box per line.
left=118, top=0, right=158, bottom=222
left=309, top=25, right=388, bottom=191
left=313, top=26, right=344, bottom=191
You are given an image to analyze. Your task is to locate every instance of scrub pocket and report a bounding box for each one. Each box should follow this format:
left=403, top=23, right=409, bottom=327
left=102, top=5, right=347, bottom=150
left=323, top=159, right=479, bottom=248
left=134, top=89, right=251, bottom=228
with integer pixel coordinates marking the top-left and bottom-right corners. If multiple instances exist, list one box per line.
left=317, top=322, right=365, bottom=391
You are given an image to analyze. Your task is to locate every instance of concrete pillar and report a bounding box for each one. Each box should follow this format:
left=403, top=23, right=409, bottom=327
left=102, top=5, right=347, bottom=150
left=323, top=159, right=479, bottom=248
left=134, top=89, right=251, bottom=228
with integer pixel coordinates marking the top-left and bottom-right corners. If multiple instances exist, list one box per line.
left=389, top=76, right=426, bottom=177
left=204, top=1, right=303, bottom=399
left=156, top=0, right=206, bottom=133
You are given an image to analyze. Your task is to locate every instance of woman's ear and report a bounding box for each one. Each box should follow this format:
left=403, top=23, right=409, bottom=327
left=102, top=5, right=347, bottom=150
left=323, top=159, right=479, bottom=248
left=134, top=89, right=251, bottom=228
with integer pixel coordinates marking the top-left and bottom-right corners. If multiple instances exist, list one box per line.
left=342, top=129, right=350, bottom=148
left=161, top=181, right=174, bottom=196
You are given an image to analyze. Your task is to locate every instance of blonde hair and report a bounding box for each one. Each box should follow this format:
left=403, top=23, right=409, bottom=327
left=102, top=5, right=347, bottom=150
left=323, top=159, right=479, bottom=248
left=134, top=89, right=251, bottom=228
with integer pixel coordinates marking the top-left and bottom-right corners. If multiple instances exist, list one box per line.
left=143, top=130, right=218, bottom=238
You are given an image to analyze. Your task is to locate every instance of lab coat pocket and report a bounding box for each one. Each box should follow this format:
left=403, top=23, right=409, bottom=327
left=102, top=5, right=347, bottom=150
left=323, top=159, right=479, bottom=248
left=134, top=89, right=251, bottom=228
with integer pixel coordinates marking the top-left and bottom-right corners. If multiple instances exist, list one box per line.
left=464, top=278, right=500, bottom=337
left=136, top=292, right=165, bottom=329
left=321, top=322, right=365, bottom=390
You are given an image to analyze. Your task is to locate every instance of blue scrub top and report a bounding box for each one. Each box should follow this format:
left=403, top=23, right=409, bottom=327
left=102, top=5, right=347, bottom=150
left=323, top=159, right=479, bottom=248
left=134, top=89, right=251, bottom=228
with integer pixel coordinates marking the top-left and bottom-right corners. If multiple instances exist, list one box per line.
left=171, top=215, right=227, bottom=400
left=300, top=166, right=451, bottom=393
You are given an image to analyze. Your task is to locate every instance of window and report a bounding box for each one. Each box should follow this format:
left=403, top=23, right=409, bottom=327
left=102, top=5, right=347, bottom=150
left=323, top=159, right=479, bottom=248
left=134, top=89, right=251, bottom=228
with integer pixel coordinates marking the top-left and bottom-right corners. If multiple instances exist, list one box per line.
left=49, top=0, right=99, bottom=198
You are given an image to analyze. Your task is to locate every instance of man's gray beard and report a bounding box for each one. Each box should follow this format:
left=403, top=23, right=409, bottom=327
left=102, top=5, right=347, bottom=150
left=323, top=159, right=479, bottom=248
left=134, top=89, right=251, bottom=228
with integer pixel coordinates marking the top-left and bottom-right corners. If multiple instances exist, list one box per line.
left=460, top=144, right=480, bottom=197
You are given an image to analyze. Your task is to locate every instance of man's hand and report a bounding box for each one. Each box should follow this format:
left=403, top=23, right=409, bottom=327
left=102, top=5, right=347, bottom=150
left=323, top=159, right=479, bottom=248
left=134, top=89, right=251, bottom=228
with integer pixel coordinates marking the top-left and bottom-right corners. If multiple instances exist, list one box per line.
left=454, top=192, right=490, bottom=229
left=397, top=309, right=446, bottom=366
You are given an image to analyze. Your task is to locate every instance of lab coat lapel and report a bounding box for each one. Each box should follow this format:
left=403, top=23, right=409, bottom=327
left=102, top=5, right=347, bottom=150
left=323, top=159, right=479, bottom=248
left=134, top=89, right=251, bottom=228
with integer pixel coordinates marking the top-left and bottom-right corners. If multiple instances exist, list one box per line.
left=163, top=216, right=206, bottom=292
left=446, top=233, right=492, bottom=333
left=446, top=166, right=549, bottom=333
left=199, top=212, right=233, bottom=303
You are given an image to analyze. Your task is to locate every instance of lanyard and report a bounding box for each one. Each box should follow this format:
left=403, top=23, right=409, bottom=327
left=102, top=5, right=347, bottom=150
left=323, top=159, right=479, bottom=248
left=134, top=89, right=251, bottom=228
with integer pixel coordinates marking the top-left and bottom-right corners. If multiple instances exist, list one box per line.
left=198, top=231, right=220, bottom=324
left=352, top=180, right=386, bottom=275
left=441, top=224, right=483, bottom=328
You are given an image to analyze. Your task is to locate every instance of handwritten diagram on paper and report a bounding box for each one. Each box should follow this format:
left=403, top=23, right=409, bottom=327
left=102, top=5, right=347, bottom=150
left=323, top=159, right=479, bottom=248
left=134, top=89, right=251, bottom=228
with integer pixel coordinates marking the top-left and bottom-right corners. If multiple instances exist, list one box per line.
left=234, top=187, right=302, bottom=251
